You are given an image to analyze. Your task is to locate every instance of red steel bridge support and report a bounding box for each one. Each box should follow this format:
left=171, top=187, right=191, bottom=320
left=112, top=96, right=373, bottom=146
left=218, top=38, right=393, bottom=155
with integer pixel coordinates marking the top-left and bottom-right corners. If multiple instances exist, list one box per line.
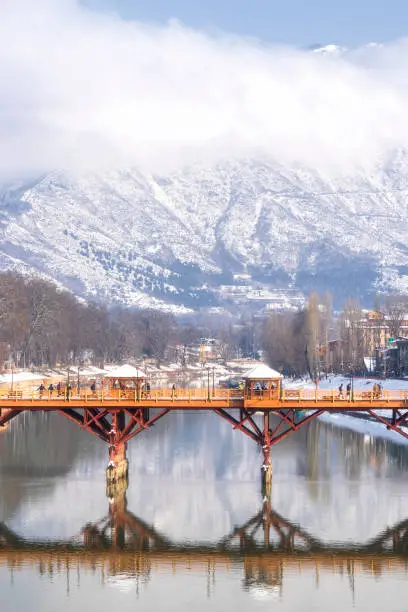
left=0, top=404, right=171, bottom=490
left=214, top=407, right=330, bottom=497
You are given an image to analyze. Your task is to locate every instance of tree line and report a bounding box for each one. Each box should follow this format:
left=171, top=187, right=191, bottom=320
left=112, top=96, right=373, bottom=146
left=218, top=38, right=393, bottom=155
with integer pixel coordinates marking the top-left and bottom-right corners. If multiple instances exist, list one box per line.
left=262, top=292, right=408, bottom=378
left=0, top=272, right=265, bottom=369
left=0, top=272, right=179, bottom=368
left=261, top=292, right=332, bottom=378
left=2, top=270, right=406, bottom=377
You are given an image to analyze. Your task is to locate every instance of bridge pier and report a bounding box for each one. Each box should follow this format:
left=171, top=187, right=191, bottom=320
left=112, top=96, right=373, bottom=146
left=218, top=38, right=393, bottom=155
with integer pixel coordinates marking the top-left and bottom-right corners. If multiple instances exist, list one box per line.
left=106, top=411, right=129, bottom=490
left=106, top=441, right=128, bottom=487
left=261, top=410, right=272, bottom=499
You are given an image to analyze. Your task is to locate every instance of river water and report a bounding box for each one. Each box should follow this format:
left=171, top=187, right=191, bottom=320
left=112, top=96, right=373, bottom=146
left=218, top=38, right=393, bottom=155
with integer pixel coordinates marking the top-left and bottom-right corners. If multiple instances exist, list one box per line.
left=1, top=411, right=408, bottom=611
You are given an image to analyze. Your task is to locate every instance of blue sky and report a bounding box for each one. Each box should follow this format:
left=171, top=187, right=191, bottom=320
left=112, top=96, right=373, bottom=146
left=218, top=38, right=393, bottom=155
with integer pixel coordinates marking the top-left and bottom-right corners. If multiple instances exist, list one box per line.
left=83, top=0, right=408, bottom=46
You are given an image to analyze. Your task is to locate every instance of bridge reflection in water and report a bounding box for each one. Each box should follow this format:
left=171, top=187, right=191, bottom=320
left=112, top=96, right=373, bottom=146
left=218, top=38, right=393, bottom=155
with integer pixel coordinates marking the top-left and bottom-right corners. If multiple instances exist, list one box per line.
left=1, top=485, right=408, bottom=596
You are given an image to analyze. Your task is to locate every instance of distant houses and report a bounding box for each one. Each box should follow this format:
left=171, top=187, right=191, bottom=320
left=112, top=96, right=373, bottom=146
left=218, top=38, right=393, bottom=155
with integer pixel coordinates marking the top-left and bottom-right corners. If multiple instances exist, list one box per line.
left=358, top=311, right=408, bottom=378
left=375, top=338, right=408, bottom=378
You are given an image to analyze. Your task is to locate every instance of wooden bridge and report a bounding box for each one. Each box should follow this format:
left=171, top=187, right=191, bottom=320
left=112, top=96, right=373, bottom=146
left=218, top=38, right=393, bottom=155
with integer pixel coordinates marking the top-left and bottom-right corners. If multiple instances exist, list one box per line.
left=1, top=382, right=408, bottom=492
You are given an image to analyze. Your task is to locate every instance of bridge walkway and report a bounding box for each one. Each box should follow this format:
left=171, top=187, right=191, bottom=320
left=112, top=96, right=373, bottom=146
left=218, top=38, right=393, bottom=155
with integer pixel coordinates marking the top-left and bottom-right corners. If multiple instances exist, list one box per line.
left=0, top=386, right=407, bottom=410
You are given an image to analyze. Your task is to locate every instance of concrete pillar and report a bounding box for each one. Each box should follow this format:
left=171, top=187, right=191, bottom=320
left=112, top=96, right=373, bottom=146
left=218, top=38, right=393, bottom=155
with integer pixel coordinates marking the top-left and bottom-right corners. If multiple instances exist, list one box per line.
left=106, top=411, right=129, bottom=489
left=106, top=441, right=128, bottom=485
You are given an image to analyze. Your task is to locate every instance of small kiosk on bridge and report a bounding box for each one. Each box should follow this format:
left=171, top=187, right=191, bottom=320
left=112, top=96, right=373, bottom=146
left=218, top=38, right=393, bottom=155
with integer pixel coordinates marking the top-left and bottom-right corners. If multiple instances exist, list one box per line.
left=104, top=364, right=147, bottom=398
left=243, top=364, right=282, bottom=399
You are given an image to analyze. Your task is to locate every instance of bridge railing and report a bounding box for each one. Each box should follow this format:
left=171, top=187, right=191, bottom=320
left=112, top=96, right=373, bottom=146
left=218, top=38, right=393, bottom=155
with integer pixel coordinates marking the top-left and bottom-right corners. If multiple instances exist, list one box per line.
left=245, top=388, right=408, bottom=403
left=279, top=389, right=408, bottom=402
left=0, top=387, right=245, bottom=402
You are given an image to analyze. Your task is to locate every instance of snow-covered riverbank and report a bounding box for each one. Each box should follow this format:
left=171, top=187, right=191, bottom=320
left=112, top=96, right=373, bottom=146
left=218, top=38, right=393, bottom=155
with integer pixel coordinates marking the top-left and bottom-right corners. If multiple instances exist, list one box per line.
left=285, top=374, right=408, bottom=445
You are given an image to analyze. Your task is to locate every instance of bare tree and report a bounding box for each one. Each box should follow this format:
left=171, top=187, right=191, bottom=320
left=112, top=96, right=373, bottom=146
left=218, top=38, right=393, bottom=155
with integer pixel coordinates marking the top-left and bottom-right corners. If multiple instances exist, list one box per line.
left=262, top=310, right=308, bottom=376
left=305, top=292, right=319, bottom=380
left=340, top=298, right=364, bottom=373
left=385, top=295, right=408, bottom=339
left=0, top=273, right=29, bottom=356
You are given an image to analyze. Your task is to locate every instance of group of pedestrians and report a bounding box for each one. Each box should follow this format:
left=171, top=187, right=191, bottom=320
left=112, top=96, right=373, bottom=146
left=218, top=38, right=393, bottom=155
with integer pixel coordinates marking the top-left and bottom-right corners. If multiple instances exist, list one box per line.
left=338, top=382, right=352, bottom=399
left=338, top=381, right=383, bottom=399
left=36, top=379, right=153, bottom=399
left=37, top=381, right=71, bottom=398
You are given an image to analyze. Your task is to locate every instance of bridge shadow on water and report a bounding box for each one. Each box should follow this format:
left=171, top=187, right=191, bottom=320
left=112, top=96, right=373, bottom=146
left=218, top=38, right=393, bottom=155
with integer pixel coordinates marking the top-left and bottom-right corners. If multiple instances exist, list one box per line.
left=77, top=488, right=408, bottom=558
left=1, top=482, right=408, bottom=595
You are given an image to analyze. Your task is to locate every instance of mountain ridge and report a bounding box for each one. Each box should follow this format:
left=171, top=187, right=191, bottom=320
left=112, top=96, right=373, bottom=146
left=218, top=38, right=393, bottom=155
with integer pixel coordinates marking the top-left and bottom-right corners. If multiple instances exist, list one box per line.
left=1, top=155, right=408, bottom=312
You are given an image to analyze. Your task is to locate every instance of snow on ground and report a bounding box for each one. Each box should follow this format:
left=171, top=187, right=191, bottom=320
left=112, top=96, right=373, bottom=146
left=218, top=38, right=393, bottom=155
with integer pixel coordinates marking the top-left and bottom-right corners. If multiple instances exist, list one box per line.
left=317, top=411, right=408, bottom=444
left=0, top=371, right=48, bottom=383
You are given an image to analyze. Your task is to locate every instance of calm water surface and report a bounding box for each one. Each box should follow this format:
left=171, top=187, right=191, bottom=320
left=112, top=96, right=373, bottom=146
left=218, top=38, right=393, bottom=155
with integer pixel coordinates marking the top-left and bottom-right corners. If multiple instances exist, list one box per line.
left=1, top=412, right=408, bottom=611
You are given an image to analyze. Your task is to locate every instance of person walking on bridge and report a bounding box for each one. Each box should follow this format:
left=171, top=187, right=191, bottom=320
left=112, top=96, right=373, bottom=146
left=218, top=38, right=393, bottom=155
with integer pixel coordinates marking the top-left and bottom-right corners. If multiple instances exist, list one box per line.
left=338, top=383, right=343, bottom=399
left=373, top=382, right=382, bottom=399
left=346, top=382, right=351, bottom=400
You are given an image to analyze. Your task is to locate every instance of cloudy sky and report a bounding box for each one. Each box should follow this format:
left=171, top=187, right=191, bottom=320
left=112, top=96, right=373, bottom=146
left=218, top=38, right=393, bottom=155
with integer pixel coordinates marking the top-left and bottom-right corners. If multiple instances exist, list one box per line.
left=1, top=0, right=408, bottom=178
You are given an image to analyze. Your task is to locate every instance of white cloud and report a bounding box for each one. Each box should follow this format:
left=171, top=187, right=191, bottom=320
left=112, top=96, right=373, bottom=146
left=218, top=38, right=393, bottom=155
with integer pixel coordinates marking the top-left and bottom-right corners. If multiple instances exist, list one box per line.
left=1, top=0, right=408, bottom=178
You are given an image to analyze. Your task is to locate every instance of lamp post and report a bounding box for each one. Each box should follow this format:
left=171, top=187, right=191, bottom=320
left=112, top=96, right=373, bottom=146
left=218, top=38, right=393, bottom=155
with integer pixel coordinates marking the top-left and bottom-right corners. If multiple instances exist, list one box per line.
left=207, top=367, right=210, bottom=401
left=348, top=357, right=354, bottom=400
left=136, top=367, right=140, bottom=401
left=212, top=366, right=215, bottom=395
left=350, top=370, right=353, bottom=400
left=279, top=366, right=283, bottom=400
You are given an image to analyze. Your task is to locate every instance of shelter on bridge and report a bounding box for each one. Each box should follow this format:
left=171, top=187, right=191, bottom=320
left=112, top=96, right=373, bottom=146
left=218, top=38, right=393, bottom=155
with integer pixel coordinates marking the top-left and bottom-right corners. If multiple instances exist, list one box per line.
left=243, top=364, right=282, bottom=398
left=104, top=364, right=147, bottom=396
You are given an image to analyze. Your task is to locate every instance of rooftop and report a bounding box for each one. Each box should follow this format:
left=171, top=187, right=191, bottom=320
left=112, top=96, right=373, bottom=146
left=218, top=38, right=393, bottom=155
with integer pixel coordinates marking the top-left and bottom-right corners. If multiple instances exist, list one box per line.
left=104, top=364, right=147, bottom=379
left=243, top=363, right=282, bottom=379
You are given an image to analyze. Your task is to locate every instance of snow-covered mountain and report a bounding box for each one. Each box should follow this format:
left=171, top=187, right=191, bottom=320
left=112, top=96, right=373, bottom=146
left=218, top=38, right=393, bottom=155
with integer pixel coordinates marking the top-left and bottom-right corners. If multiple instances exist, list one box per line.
left=1, top=154, right=408, bottom=312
